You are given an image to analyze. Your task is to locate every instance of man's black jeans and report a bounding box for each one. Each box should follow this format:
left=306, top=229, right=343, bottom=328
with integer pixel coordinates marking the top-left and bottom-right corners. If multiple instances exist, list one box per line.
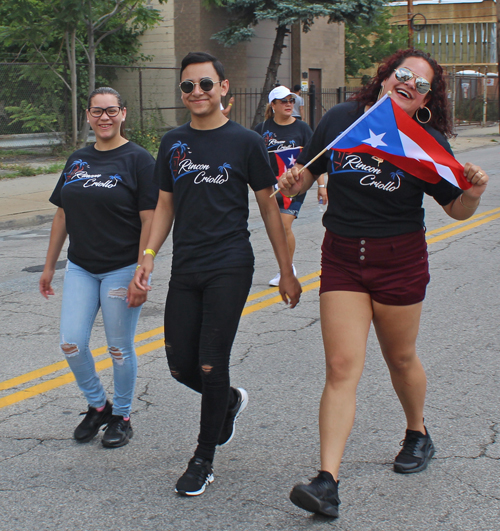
left=164, top=266, right=254, bottom=462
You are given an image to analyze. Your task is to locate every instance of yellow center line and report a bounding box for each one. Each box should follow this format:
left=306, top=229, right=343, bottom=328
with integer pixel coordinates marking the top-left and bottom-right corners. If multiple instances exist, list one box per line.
left=425, top=207, right=500, bottom=237
left=1, top=210, right=499, bottom=409
left=427, top=212, right=500, bottom=244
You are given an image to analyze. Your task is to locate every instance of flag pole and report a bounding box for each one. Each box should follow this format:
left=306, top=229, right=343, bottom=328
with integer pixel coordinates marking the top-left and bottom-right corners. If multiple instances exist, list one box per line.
left=270, top=92, right=392, bottom=198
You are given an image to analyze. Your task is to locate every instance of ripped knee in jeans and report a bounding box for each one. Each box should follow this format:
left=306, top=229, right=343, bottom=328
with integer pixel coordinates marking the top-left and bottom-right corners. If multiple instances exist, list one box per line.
left=109, top=346, right=125, bottom=365
left=165, top=342, right=181, bottom=379
left=61, top=342, right=79, bottom=358
left=201, top=364, right=213, bottom=375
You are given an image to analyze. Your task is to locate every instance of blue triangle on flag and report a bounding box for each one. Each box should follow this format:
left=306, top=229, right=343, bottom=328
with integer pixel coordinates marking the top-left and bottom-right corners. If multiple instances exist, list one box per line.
left=334, top=98, right=405, bottom=157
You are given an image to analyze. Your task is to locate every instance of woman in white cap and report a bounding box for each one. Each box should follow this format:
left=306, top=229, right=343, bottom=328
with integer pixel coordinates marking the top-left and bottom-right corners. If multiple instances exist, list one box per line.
left=254, top=86, right=313, bottom=286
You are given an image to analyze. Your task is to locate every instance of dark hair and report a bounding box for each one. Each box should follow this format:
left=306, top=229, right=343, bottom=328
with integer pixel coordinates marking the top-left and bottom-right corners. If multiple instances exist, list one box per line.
left=180, top=51, right=225, bottom=81
left=293, top=84, right=301, bottom=92
left=87, top=86, right=124, bottom=109
left=87, top=86, right=126, bottom=139
left=350, top=49, right=452, bottom=137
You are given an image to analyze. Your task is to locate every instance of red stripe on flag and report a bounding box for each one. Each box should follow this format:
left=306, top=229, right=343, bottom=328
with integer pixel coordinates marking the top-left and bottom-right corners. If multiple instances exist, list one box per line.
left=275, top=154, right=292, bottom=209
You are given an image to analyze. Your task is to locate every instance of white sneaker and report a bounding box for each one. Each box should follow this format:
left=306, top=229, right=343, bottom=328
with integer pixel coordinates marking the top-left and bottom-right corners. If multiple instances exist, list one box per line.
left=269, top=271, right=281, bottom=286
left=268, top=265, right=297, bottom=287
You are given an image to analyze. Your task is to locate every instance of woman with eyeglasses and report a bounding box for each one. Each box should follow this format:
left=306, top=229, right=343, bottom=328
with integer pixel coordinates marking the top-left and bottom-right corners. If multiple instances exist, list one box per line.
left=39, top=87, right=158, bottom=448
left=254, top=86, right=313, bottom=286
left=278, top=49, right=489, bottom=517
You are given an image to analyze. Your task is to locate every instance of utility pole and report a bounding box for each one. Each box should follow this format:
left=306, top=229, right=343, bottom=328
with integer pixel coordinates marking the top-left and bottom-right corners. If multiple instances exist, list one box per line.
left=497, top=0, right=500, bottom=134
left=408, top=0, right=414, bottom=48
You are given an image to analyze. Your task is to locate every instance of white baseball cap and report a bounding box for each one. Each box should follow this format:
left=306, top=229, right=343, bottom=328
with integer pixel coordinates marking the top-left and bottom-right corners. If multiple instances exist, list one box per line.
left=268, top=86, right=293, bottom=103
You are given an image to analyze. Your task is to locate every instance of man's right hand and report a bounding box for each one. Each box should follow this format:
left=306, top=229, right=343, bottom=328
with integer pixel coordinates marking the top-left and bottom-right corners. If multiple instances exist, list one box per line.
left=134, top=255, right=154, bottom=292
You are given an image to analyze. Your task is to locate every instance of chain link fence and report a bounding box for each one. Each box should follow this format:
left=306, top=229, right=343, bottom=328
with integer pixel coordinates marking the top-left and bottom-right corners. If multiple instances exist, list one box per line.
left=0, top=63, right=182, bottom=150
left=1, top=63, right=498, bottom=150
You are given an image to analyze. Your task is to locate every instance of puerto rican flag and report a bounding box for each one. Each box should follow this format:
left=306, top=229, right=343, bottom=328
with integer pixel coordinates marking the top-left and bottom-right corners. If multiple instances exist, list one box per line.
left=274, top=147, right=303, bottom=208
left=323, top=94, right=470, bottom=190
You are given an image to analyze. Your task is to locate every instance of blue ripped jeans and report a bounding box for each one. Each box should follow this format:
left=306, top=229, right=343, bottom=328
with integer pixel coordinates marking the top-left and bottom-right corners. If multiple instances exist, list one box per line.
left=60, top=260, right=141, bottom=417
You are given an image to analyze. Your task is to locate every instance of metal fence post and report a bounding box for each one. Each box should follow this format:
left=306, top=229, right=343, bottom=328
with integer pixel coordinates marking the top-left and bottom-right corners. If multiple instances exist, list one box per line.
left=482, top=67, right=488, bottom=126
left=139, top=68, right=144, bottom=131
left=309, top=82, right=316, bottom=130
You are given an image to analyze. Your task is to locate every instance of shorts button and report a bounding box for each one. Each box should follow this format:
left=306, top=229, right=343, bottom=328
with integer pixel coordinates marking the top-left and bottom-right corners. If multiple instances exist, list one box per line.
left=360, top=255, right=365, bottom=260
left=360, top=247, right=365, bottom=252
left=360, top=240, right=366, bottom=245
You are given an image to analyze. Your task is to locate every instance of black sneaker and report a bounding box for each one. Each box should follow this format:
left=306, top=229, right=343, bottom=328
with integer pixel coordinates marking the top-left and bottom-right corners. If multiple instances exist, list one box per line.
left=175, top=456, right=214, bottom=496
left=74, top=400, right=112, bottom=443
left=102, top=415, right=133, bottom=448
left=394, top=427, right=435, bottom=474
left=218, top=387, right=248, bottom=446
left=290, top=471, right=340, bottom=518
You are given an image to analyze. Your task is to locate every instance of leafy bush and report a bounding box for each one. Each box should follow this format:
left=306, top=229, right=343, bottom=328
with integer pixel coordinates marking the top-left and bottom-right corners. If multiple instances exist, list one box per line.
left=127, top=114, right=165, bottom=156
left=5, top=101, right=58, bottom=133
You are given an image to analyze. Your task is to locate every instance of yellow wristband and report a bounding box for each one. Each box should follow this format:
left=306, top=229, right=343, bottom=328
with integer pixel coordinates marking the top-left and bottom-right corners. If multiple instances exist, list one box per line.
left=143, top=248, right=156, bottom=259
left=228, top=103, right=233, bottom=106
left=136, top=264, right=141, bottom=270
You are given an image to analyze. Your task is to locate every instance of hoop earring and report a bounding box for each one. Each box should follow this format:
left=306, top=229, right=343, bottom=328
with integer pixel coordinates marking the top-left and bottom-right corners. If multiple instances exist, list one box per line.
left=416, top=106, right=431, bottom=124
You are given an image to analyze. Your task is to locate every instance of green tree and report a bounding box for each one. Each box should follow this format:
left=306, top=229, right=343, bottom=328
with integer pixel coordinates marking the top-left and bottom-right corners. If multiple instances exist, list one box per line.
left=0, top=0, right=165, bottom=147
left=203, top=0, right=385, bottom=127
left=345, top=6, right=408, bottom=82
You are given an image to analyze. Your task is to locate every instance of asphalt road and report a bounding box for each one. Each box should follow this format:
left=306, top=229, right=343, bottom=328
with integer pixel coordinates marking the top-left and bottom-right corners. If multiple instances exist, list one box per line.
left=1, top=144, right=499, bottom=530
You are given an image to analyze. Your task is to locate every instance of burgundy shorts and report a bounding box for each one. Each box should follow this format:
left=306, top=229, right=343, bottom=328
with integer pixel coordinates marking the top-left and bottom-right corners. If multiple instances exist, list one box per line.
left=320, top=229, right=430, bottom=306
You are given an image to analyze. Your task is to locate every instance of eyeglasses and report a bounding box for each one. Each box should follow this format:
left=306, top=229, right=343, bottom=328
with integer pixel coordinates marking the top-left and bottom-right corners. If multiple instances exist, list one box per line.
left=276, top=98, right=296, bottom=104
left=394, top=67, right=432, bottom=95
left=179, top=78, right=222, bottom=94
left=88, top=106, right=122, bottom=118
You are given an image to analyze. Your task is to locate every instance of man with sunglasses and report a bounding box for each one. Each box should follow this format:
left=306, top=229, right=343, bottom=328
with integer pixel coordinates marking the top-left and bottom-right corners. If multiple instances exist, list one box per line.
left=135, top=51, right=301, bottom=497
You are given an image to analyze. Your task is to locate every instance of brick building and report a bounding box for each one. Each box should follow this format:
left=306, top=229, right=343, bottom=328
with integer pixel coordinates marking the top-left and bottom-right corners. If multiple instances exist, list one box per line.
left=114, top=0, right=345, bottom=128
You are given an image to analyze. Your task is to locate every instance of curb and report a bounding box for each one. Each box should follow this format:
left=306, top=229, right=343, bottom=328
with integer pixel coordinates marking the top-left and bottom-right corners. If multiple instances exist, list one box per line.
left=0, top=212, right=55, bottom=231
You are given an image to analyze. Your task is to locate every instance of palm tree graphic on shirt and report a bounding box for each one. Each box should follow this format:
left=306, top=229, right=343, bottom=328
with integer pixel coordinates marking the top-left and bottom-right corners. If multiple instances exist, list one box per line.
left=65, top=159, right=88, bottom=182
left=390, top=169, right=405, bottom=186
left=218, top=162, right=232, bottom=180
left=169, top=141, right=189, bottom=178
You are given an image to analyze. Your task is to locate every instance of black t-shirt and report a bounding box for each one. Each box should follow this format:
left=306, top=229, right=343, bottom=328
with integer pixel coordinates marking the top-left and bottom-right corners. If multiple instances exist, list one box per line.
left=50, top=142, right=158, bottom=274
left=297, top=101, right=462, bottom=238
left=254, top=118, right=313, bottom=205
left=155, top=120, right=276, bottom=273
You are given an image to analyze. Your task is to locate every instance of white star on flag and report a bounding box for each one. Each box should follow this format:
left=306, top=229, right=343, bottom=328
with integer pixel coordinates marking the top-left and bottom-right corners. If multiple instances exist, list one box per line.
left=288, top=154, right=296, bottom=166
left=362, top=129, right=387, bottom=148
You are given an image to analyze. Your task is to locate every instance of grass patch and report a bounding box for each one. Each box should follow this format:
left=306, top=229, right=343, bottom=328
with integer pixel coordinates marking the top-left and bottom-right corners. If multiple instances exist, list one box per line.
left=0, top=161, right=65, bottom=179
left=0, top=149, right=44, bottom=159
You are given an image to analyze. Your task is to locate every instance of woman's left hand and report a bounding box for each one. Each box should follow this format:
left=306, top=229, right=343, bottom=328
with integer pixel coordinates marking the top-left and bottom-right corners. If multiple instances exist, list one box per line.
left=127, top=278, right=147, bottom=308
left=463, top=162, right=489, bottom=198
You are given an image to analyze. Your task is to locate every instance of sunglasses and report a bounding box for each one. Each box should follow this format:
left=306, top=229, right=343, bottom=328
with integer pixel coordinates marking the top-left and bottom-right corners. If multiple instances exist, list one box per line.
left=394, top=67, right=432, bottom=95
left=88, top=106, right=122, bottom=118
left=179, top=78, right=222, bottom=94
left=276, top=98, right=296, bottom=104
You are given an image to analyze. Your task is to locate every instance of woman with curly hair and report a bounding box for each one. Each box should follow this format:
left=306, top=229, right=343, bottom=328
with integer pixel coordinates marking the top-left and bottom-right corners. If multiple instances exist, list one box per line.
left=279, top=49, right=489, bottom=517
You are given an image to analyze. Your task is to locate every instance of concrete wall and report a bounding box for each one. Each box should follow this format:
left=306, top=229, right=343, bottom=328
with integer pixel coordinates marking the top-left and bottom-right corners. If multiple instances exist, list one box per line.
left=113, top=0, right=179, bottom=128
left=301, top=18, right=345, bottom=89
left=113, top=1, right=346, bottom=128
left=246, top=20, right=292, bottom=89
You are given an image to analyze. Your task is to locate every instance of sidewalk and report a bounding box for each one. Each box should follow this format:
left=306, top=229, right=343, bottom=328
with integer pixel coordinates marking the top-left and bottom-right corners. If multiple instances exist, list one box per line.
left=0, top=124, right=498, bottom=230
